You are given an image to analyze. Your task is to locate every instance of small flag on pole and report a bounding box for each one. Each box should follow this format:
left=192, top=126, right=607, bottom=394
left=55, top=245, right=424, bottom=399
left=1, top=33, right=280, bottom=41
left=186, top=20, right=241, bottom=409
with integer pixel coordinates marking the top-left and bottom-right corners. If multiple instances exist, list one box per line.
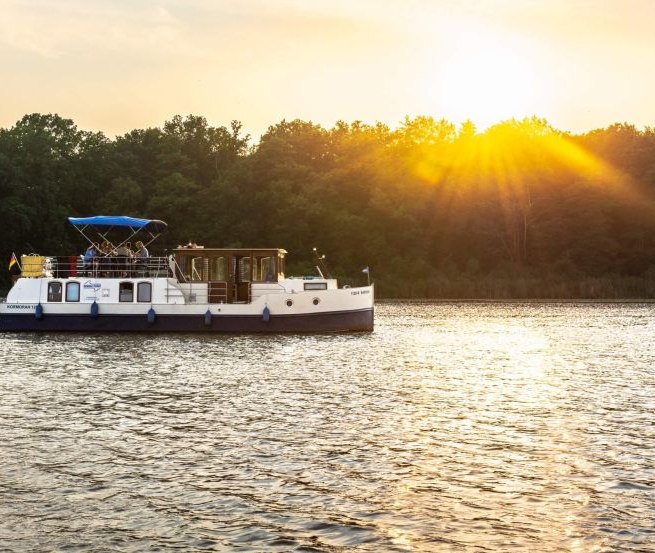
left=8, top=253, right=18, bottom=271
left=362, top=267, right=369, bottom=274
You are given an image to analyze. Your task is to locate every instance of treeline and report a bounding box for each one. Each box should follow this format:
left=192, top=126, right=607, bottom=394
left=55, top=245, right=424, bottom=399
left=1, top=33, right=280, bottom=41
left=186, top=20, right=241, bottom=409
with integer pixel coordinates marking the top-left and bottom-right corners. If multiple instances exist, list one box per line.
left=2, top=113, right=655, bottom=298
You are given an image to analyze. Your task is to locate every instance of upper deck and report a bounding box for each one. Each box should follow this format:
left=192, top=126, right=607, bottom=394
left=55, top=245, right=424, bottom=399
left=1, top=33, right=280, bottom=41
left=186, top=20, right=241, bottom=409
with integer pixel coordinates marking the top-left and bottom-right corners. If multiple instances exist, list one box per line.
left=19, top=255, right=172, bottom=280
left=11, top=246, right=309, bottom=305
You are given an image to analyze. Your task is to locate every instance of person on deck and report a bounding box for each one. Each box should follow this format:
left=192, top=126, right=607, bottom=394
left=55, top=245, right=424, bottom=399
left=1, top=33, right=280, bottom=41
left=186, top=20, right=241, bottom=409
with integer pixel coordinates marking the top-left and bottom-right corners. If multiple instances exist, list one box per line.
left=83, top=244, right=98, bottom=276
left=99, top=240, right=115, bottom=276
left=115, top=242, right=134, bottom=276
left=100, top=240, right=116, bottom=277
left=135, top=241, right=149, bottom=259
left=135, top=241, right=150, bottom=275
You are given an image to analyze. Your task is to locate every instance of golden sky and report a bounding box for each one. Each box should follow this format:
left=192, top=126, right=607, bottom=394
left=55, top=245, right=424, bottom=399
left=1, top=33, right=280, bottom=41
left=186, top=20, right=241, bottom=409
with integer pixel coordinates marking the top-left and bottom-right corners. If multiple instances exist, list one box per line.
left=2, top=0, right=654, bottom=138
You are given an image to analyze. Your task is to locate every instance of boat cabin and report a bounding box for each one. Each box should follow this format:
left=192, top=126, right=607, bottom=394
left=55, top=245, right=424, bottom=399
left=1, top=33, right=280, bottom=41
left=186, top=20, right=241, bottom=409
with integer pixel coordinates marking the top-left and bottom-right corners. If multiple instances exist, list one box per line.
left=173, top=246, right=287, bottom=303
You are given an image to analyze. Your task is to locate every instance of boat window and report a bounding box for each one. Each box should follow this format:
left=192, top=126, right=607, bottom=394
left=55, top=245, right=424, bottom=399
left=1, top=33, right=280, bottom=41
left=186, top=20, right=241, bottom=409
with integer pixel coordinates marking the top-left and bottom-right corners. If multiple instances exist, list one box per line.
left=209, top=257, right=227, bottom=281
left=66, top=282, right=80, bottom=302
left=252, top=257, right=258, bottom=282
left=177, top=255, right=188, bottom=280
left=119, top=282, right=134, bottom=302
left=137, top=282, right=152, bottom=303
left=304, top=282, right=327, bottom=291
left=191, top=256, right=207, bottom=281
left=257, top=256, right=276, bottom=282
left=47, top=282, right=62, bottom=302
left=238, top=257, right=251, bottom=282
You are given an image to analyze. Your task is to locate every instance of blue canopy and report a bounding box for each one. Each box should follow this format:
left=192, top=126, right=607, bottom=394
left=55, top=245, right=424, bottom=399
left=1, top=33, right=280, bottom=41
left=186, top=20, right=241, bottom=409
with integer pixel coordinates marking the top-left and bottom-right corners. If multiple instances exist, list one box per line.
left=68, top=216, right=167, bottom=233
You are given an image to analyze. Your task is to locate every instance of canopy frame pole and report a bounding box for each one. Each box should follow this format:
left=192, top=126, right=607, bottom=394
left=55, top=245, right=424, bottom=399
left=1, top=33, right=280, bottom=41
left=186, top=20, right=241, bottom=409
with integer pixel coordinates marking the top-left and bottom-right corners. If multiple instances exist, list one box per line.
left=70, top=223, right=98, bottom=248
left=68, top=216, right=167, bottom=252
left=71, top=224, right=160, bottom=251
left=141, top=230, right=161, bottom=249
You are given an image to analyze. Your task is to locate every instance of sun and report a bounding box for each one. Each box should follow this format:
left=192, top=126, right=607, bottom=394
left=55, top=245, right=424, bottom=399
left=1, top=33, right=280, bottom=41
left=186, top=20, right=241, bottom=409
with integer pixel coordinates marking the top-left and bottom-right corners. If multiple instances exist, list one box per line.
left=433, top=25, right=545, bottom=129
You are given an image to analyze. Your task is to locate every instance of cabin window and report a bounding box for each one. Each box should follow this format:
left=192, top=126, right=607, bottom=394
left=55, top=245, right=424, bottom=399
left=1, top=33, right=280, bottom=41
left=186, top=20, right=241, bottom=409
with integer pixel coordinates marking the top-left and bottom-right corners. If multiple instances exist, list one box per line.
left=66, top=282, right=80, bottom=302
left=119, top=282, right=134, bottom=302
left=304, top=282, right=327, bottom=291
left=47, top=282, right=62, bottom=302
left=137, top=282, right=152, bottom=303
left=238, top=257, right=251, bottom=282
left=191, top=256, right=206, bottom=281
left=177, top=256, right=188, bottom=280
left=209, top=257, right=227, bottom=281
left=231, top=256, right=237, bottom=280
left=257, top=256, right=276, bottom=281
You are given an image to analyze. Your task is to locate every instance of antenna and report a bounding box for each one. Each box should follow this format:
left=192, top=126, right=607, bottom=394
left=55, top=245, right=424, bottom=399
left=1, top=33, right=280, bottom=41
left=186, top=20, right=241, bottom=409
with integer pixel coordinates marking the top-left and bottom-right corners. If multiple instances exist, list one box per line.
left=312, top=247, right=332, bottom=278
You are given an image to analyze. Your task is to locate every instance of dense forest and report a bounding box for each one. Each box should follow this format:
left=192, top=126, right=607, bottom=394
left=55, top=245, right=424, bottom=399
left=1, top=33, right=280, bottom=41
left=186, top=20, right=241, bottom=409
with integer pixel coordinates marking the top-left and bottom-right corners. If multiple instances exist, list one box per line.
left=1, top=113, right=655, bottom=298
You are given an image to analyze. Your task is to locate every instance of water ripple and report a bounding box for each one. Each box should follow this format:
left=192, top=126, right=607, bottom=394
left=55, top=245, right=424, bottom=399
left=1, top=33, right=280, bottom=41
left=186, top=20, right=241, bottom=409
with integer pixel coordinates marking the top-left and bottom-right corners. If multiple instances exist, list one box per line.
left=1, top=302, right=654, bottom=552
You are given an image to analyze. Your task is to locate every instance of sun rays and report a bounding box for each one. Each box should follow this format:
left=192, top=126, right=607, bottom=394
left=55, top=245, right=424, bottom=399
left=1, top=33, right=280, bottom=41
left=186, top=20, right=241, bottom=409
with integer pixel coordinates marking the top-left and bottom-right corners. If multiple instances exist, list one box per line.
left=404, top=116, right=645, bottom=200
left=397, top=115, right=654, bottom=266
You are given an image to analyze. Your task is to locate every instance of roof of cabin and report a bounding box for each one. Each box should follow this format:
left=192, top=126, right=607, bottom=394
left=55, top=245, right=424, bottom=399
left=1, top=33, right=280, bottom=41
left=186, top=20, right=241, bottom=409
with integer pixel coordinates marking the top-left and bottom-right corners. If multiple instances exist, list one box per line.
left=174, top=247, right=287, bottom=255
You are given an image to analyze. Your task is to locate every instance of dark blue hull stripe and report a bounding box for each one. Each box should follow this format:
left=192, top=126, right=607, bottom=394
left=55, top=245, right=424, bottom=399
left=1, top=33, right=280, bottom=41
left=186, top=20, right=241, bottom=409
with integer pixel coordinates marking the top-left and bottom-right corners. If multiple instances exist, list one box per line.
left=0, top=308, right=374, bottom=333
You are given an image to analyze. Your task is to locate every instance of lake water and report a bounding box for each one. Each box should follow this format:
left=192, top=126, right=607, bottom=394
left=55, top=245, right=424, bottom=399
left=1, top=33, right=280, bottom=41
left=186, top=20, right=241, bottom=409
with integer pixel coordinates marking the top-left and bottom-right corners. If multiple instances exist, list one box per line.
left=1, top=302, right=654, bottom=552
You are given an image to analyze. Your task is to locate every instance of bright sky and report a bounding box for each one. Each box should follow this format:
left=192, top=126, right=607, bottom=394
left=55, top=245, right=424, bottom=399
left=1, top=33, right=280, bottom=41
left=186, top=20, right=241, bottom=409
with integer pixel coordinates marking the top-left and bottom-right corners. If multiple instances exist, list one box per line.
left=2, top=0, right=654, bottom=139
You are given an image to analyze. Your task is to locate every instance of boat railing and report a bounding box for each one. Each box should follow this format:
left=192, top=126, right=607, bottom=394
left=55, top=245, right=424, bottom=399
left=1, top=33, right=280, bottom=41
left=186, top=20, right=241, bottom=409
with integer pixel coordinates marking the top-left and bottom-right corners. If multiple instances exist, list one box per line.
left=48, top=256, right=173, bottom=279
left=183, top=283, right=211, bottom=304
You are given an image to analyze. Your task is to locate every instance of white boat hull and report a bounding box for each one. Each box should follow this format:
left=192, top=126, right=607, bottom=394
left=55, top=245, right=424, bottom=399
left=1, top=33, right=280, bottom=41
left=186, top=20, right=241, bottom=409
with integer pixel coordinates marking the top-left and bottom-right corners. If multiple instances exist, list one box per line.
left=0, top=279, right=374, bottom=333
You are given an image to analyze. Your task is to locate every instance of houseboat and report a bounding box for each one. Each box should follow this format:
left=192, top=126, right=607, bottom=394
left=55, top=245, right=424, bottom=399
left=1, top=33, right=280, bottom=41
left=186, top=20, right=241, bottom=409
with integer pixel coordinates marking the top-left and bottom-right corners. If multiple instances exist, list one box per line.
left=0, top=216, right=374, bottom=333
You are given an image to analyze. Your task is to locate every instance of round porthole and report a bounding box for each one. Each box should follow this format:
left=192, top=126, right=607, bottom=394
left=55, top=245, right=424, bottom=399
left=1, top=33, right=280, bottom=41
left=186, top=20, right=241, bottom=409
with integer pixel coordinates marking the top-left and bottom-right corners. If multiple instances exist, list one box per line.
left=313, top=298, right=320, bottom=305
left=286, top=299, right=293, bottom=307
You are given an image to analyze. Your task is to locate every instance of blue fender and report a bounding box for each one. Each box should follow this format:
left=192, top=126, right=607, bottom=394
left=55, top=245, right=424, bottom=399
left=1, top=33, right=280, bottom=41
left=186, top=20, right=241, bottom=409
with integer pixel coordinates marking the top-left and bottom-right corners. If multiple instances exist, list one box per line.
left=35, top=303, right=44, bottom=320
left=262, top=305, right=270, bottom=322
left=147, top=307, right=156, bottom=324
left=90, top=301, right=99, bottom=318
left=204, top=309, right=212, bottom=326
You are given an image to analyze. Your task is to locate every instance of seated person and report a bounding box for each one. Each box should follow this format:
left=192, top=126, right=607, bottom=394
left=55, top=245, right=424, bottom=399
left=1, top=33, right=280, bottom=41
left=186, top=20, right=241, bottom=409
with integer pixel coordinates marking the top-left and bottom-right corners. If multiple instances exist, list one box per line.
left=135, top=241, right=149, bottom=259
left=99, top=241, right=115, bottom=276
left=115, top=242, right=134, bottom=276
left=83, top=244, right=98, bottom=275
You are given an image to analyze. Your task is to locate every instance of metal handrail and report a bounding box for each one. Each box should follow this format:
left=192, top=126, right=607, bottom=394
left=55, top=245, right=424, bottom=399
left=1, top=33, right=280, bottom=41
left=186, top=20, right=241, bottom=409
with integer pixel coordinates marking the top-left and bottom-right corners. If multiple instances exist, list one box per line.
left=49, top=256, right=173, bottom=279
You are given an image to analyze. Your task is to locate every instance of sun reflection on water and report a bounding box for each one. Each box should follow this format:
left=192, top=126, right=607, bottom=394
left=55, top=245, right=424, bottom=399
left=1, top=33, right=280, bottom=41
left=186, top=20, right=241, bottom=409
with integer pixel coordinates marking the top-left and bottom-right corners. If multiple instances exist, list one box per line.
left=375, top=303, right=649, bottom=551
left=1, top=302, right=654, bottom=551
